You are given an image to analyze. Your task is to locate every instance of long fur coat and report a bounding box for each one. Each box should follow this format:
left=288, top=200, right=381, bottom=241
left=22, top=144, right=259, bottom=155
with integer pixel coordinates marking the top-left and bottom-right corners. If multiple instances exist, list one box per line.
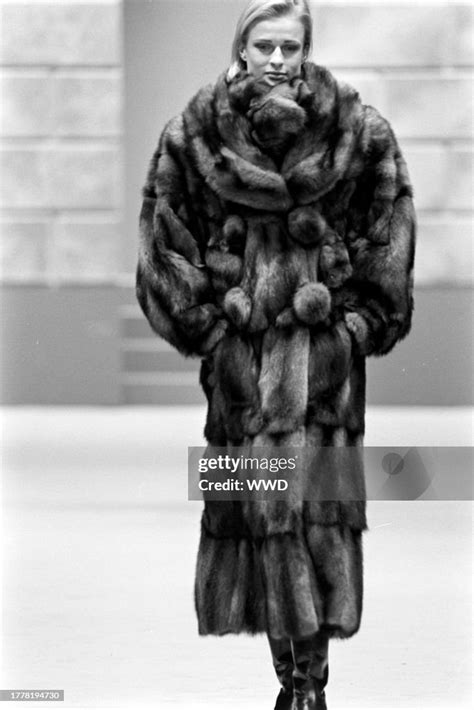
left=136, top=63, right=416, bottom=641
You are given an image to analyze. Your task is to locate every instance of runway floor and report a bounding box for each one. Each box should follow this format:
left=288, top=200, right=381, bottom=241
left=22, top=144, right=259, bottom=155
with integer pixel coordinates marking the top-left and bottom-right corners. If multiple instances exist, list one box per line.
left=1, top=406, right=472, bottom=709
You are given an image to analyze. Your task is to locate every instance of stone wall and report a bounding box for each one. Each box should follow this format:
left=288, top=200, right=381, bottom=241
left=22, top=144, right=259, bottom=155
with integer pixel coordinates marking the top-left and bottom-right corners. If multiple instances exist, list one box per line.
left=0, top=1, right=472, bottom=286
left=0, top=0, right=123, bottom=282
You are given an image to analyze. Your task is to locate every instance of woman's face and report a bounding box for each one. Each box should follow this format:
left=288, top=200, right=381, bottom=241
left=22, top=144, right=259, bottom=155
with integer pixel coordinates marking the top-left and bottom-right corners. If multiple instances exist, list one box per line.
left=242, top=15, right=306, bottom=87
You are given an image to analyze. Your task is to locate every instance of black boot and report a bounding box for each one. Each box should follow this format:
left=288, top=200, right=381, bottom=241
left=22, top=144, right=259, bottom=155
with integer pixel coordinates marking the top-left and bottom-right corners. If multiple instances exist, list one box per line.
left=290, top=632, right=329, bottom=710
left=268, top=636, right=294, bottom=710
left=311, top=632, right=329, bottom=710
left=313, top=665, right=328, bottom=710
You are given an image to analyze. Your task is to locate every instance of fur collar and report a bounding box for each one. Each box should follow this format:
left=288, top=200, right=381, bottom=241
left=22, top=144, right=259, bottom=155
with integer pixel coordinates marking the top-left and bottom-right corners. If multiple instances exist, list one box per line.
left=183, top=62, right=364, bottom=211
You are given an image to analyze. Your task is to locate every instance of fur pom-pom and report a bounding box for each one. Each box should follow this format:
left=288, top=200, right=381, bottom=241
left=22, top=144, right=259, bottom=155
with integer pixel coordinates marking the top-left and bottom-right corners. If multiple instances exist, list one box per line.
left=287, top=206, right=327, bottom=245
left=223, top=286, right=252, bottom=328
left=293, top=283, right=331, bottom=325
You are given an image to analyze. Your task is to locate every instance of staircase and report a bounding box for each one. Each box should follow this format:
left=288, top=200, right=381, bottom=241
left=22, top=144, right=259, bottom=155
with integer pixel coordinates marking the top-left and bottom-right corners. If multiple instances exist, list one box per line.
left=119, top=304, right=204, bottom=405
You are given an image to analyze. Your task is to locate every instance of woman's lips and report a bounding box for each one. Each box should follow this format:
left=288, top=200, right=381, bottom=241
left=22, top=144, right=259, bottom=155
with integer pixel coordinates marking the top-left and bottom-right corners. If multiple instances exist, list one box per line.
left=265, top=72, right=287, bottom=83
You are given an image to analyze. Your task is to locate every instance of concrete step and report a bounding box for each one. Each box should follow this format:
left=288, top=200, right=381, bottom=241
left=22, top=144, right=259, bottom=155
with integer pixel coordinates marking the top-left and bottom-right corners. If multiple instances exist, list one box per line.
left=120, top=347, right=200, bottom=373
left=119, top=305, right=202, bottom=402
left=122, top=381, right=204, bottom=405
left=121, top=372, right=203, bottom=405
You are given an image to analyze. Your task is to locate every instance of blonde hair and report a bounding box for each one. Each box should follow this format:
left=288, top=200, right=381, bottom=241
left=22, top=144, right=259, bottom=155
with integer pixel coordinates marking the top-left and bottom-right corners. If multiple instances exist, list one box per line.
left=229, top=0, right=313, bottom=78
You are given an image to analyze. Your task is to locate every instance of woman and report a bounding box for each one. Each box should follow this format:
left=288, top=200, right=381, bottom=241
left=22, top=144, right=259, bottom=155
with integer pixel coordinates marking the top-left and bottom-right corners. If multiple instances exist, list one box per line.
left=136, top=1, right=416, bottom=707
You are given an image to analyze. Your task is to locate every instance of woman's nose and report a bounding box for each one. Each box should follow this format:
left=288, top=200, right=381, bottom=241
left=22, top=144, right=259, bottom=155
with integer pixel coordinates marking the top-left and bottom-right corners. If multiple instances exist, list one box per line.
left=270, top=46, right=284, bottom=67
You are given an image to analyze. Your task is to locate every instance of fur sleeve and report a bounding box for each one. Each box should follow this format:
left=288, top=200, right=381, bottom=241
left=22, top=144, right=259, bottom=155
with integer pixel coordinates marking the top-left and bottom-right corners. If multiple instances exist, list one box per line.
left=337, top=106, right=416, bottom=357
left=136, top=116, right=228, bottom=357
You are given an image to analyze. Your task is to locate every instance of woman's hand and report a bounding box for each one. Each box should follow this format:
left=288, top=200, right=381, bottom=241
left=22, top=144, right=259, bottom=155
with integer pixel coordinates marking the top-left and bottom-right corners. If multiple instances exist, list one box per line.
left=344, top=311, right=370, bottom=355
left=199, top=317, right=230, bottom=355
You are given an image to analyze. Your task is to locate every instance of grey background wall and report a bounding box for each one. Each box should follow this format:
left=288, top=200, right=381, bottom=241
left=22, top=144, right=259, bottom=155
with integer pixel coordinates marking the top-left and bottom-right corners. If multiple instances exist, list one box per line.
left=0, top=0, right=472, bottom=405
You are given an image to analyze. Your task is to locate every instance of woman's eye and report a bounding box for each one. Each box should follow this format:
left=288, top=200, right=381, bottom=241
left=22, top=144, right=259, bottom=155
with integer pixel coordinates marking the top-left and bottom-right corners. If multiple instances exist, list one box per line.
left=282, top=44, right=300, bottom=56
left=255, top=43, right=273, bottom=54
